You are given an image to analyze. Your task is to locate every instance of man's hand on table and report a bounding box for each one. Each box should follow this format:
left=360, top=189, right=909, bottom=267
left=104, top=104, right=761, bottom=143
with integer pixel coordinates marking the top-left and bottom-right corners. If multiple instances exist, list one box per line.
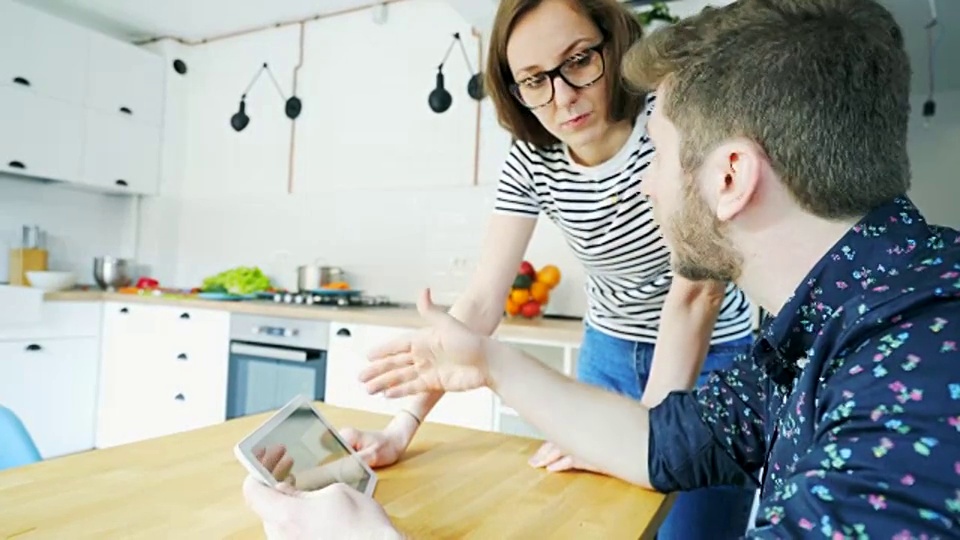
left=243, top=476, right=403, bottom=540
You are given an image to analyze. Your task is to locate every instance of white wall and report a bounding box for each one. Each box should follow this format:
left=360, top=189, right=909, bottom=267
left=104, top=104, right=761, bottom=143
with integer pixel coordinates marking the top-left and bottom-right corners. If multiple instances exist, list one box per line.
left=136, top=0, right=589, bottom=314
left=0, top=175, right=137, bottom=283
left=906, top=91, right=960, bottom=228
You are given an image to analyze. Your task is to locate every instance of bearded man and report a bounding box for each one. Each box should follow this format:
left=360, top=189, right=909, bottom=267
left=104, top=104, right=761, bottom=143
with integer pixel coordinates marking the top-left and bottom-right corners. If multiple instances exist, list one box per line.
left=360, top=0, right=960, bottom=536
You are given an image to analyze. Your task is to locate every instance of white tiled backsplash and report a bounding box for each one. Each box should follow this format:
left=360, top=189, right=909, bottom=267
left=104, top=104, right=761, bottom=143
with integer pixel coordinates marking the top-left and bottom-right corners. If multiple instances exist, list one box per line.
left=0, top=175, right=136, bottom=284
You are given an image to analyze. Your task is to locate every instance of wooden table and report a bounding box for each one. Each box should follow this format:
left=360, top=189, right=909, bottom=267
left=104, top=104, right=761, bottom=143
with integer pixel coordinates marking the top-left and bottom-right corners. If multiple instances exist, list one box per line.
left=0, top=405, right=671, bottom=539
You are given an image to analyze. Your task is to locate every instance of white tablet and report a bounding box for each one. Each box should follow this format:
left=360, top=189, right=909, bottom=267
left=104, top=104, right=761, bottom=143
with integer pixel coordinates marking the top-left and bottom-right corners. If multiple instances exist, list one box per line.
left=234, top=394, right=378, bottom=497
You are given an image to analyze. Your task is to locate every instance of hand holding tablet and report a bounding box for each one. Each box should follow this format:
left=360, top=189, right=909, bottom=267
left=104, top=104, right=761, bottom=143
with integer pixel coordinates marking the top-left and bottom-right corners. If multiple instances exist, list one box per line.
left=234, top=394, right=379, bottom=497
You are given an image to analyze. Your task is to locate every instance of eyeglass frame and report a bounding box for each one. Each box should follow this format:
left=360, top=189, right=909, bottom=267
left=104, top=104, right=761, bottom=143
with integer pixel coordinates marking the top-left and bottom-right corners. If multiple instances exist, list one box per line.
left=508, top=41, right=607, bottom=110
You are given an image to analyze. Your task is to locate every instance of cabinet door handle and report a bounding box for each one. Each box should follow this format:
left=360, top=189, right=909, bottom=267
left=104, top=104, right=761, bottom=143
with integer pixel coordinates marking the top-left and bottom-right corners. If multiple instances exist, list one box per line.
left=115, top=180, right=128, bottom=187
left=174, top=393, right=186, bottom=402
left=119, top=106, right=132, bottom=115
left=177, top=353, right=188, bottom=361
left=336, top=328, right=351, bottom=337
left=12, top=77, right=30, bottom=87
left=179, top=312, right=190, bottom=320
left=119, top=307, right=129, bottom=314
left=25, top=343, right=42, bottom=352
left=8, top=161, right=25, bottom=170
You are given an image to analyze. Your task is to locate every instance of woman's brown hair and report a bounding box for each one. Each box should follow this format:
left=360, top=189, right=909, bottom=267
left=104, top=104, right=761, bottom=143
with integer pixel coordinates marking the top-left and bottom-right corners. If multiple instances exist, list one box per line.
left=484, top=0, right=645, bottom=148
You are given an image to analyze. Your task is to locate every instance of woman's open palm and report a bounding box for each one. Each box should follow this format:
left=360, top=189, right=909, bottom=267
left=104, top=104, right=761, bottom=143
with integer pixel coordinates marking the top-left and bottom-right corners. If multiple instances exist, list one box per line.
left=360, top=289, right=492, bottom=398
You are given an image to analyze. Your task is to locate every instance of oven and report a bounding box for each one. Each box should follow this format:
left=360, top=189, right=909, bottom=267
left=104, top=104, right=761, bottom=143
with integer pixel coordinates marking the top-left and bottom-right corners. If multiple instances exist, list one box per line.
left=226, top=314, right=329, bottom=420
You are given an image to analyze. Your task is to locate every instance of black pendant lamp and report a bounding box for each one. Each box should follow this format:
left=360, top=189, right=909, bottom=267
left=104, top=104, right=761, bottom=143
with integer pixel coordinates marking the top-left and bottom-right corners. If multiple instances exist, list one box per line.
left=429, top=32, right=484, bottom=114
left=230, top=62, right=303, bottom=132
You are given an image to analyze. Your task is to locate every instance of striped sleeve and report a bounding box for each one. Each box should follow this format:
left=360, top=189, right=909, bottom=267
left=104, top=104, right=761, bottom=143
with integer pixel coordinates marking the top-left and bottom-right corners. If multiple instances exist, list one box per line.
left=494, top=142, right=540, bottom=217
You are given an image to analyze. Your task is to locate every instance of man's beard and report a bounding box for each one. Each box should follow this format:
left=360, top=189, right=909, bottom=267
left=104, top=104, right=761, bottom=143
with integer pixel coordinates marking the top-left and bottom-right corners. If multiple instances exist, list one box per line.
left=668, top=179, right=743, bottom=283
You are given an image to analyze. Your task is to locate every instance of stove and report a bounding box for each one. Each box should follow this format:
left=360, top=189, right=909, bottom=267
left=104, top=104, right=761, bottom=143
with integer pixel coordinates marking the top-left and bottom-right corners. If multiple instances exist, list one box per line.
left=267, top=290, right=399, bottom=308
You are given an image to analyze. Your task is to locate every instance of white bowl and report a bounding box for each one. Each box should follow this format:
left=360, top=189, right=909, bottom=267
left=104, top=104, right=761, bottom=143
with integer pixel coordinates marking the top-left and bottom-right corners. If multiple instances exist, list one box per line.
left=26, top=271, right=76, bottom=292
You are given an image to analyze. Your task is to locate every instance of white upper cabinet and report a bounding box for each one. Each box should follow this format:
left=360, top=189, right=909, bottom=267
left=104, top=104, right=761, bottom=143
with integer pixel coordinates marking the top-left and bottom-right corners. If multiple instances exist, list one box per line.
left=0, top=85, right=83, bottom=181
left=0, top=0, right=165, bottom=195
left=0, top=0, right=90, bottom=105
left=85, top=33, right=165, bottom=127
left=81, top=108, right=161, bottom=195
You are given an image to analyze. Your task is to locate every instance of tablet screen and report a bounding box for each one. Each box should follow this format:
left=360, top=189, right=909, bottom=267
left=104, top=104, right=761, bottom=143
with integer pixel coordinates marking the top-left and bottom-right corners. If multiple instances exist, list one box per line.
left=246, top=402, right=372, bottom=494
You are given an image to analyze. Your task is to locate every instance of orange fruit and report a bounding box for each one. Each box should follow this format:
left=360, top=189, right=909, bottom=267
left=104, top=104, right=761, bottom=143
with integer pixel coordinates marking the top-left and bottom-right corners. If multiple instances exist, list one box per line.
left=510, top=288, right=531, bottom=305
left=536, top=265, right=561, bottom=288
left=530, top=281, right=550, bottom=303
left=505, top=297, right=521, bottom=316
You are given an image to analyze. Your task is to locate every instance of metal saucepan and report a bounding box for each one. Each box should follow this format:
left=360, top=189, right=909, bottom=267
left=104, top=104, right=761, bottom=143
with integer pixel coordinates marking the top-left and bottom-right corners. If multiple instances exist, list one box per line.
left=94, top=256, right=133, bottom=290
left=297, top=265, right=344, bottom=291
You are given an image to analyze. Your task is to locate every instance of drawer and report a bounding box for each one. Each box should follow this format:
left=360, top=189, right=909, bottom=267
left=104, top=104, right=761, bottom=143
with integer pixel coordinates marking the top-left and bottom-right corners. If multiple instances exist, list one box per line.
left=0, top=301, right=102, bottom=341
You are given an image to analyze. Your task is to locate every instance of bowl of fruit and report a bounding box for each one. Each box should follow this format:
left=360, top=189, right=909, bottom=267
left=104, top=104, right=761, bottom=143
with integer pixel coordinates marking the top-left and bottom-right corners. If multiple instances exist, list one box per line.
left=504, top=261, right=561, bottom=320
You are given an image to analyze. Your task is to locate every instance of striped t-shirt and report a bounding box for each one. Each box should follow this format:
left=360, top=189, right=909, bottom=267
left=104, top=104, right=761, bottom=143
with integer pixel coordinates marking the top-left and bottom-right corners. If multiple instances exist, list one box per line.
left=494, top=95, right=754, bottom=344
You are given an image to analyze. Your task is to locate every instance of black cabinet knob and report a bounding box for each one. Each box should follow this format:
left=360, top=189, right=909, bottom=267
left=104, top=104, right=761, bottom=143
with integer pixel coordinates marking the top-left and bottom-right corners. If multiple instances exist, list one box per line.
left=336, top=328, right=352, bottom=337
left=8, top=161, right=25, bottom=169
left=119, top=307, right=129, bottom=314
left=176, top=353, right=188, bottom=361
left=174, top=393, right=185, bottom=401
left=179, top=312, right=190, bottom=320
left=119, top=106, right=132, bottom=115
left=12, top=77, right=29, bottom=87
left=115, top=180, right=128, bottom=187
left=25, top=344, right=42, bottom=352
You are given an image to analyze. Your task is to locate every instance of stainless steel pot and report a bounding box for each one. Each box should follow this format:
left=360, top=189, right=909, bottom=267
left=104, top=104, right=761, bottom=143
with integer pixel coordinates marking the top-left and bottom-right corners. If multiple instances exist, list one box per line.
left=94, top=256, right=133, bottom=290
left=297, top=265, right=344, bottom=291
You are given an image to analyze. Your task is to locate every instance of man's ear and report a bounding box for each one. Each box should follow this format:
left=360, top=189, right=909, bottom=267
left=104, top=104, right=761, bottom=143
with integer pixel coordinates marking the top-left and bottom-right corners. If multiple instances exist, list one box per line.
left=705, top=138, right=762, bottom=222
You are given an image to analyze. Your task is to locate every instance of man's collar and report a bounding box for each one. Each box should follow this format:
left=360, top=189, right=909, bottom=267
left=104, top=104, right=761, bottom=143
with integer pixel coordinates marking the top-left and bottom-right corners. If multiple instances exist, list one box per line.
left=756, top=196, right=926, bottom=379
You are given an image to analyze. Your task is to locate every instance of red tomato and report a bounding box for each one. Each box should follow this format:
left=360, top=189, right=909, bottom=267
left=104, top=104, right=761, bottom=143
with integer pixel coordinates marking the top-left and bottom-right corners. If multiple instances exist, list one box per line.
left=520, top=301, right=541, bottom=318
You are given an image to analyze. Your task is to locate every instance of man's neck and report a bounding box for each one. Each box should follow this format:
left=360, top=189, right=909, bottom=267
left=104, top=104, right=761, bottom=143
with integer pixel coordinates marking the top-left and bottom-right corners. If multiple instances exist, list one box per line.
left=738, top=212, right=862, bottom=317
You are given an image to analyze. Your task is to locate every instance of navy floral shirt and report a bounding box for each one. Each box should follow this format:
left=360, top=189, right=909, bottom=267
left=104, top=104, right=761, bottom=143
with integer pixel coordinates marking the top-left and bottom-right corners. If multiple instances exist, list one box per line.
left=648, top=197, right=960, bottom=538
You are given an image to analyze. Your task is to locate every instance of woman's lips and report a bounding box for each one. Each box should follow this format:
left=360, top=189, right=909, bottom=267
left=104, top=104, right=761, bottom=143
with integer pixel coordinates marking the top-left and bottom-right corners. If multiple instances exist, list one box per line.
left=562, top=112, right=591, bottom=129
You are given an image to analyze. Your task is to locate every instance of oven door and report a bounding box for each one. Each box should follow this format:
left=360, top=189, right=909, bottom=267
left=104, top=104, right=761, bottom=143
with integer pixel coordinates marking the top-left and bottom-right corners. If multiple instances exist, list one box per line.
left=226, top=341, right=327, bottom=419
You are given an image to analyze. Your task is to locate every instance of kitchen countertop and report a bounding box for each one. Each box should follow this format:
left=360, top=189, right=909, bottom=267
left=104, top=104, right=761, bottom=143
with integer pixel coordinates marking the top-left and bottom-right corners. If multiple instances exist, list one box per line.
left=44, top=290, right=586, bottom=344
left=0, top=404, right=671, bottom=539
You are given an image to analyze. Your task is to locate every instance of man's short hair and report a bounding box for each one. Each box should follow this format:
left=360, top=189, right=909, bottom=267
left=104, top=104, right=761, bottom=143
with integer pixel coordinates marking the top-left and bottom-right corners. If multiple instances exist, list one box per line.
left=623, top=0, right=912, bottom=219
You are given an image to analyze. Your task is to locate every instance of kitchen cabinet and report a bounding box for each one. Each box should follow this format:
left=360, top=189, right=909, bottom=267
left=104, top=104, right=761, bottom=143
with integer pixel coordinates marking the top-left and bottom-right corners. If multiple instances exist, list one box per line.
left=0, top=338, right=100, bottom=459
left=85, top=33, right=165, bottom=127
left=0, top=0, right=165, bottom=195
left=0, top=0, right=90, bottom=106
left=0, top=301, right=102, bottom=459
left=81, top=108, right=161, bottom=195
left=0, top=86, right=84, bottom=182
left=95, top=302, right=230, bottom=448
left=326, top=322, right=495, bottom=431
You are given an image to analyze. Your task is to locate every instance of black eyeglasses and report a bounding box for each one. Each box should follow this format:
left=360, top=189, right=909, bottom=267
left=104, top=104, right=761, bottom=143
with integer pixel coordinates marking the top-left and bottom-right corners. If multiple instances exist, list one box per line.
left=509, top=42, right=606, bottom=109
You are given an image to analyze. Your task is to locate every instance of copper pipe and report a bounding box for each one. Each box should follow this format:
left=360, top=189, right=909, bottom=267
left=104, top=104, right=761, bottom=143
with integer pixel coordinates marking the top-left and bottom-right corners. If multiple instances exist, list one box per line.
left=472, top=28, right=483, bottom=187
left=288, top=21, right=306, bottom=194
left=134, top=0, right=406, bottom=46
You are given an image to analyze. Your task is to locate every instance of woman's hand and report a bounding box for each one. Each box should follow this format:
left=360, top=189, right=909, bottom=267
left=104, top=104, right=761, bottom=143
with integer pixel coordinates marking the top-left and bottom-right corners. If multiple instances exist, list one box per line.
left=528, top=441, right=603, bottom=473
left=339, top=424, right=410, bottom=469
left=361, top=289, right=492, bottom=397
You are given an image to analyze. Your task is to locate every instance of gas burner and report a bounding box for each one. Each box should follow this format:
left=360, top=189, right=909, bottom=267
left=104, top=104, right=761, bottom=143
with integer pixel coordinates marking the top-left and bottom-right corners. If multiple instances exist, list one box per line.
left=269, top=291, right=398, bottom=308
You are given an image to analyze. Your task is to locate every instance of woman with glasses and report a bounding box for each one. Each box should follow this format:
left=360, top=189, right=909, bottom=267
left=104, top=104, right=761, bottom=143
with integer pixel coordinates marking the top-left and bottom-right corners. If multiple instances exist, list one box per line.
left=340, top=0, right=756, bottom=538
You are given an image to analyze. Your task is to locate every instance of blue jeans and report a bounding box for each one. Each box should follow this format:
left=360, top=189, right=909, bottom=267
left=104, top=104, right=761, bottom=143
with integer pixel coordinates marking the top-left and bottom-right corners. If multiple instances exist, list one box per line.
left=576, top=323, right=756, bottom=540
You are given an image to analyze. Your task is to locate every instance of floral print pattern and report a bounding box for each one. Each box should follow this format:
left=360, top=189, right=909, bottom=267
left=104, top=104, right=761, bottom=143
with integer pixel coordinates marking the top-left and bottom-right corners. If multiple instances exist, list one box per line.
left=648, top=197, right=960, bottom=537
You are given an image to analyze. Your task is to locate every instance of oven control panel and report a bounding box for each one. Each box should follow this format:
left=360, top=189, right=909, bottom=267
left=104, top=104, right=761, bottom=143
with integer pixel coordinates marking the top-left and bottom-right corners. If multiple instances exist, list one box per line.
left=253, top=326, right=299, bottom=338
